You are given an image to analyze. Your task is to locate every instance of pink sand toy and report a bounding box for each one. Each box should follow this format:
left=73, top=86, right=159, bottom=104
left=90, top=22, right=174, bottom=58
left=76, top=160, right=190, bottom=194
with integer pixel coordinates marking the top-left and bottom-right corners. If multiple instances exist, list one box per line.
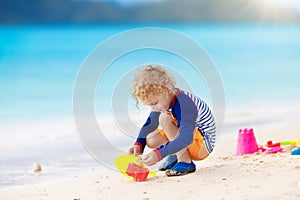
left=236, top=128, right=259, bottom=155
left=126, top=163, right=149, bottom=182
left=258, top=140, right=283, bottom=154
left=259, top=146, right=283, bottom=154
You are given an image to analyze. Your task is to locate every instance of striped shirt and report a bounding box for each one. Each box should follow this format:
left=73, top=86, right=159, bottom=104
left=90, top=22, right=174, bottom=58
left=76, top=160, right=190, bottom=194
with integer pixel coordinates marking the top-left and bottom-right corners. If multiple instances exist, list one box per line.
left=135, top=89, right=216, bottom=159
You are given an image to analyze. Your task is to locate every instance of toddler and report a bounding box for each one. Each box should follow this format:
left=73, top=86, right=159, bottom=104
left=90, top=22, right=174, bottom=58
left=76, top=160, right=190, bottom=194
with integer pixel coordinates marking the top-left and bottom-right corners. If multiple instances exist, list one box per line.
left=128, top=65, right=216, bottom=176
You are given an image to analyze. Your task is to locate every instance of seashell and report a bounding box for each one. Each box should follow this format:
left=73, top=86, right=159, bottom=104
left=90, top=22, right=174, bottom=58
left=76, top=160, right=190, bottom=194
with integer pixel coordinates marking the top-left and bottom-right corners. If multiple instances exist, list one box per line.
left=33, top=162, right=42, bottom=173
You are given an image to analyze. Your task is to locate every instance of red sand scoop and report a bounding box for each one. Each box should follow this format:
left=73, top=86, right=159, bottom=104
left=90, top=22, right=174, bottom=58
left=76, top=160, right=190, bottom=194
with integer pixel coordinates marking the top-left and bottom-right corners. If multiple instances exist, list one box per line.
left=126, top=163, right=149, bottom=182
left=114, top=154, right=156, bottom=182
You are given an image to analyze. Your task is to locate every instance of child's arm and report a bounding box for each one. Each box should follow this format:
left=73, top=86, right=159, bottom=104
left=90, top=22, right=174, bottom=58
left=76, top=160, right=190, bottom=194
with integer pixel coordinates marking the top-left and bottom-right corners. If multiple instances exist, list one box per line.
left=155, top=94, right=198, bottom=159
left=141, top=113, right=197, bottom=166
left=132, top=111, right=160, bottom=154
left=128, top=145, right=141, bottom=155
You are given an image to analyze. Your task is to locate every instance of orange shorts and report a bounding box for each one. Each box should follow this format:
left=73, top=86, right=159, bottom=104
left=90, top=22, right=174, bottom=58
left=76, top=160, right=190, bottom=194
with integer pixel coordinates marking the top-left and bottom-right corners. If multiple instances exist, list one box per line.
left=157, top=128, right=209, bottom=161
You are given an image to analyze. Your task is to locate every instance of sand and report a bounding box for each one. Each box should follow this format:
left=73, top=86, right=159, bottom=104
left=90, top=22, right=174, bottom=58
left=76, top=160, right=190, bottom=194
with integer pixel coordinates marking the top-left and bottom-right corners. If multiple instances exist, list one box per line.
left=0, top=121, right=300, bottom=200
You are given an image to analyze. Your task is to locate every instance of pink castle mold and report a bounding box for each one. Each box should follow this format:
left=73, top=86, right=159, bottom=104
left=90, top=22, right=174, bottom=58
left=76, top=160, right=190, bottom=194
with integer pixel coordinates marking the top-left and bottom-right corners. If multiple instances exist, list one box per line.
left=236, top=128, right=259, bottom=156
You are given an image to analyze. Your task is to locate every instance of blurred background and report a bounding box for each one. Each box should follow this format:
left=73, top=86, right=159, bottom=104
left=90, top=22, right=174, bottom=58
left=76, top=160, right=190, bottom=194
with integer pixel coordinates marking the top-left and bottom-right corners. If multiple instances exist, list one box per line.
left=0, top=0, right=300, bottom=188
left=1, top=0, right=300, bottom=24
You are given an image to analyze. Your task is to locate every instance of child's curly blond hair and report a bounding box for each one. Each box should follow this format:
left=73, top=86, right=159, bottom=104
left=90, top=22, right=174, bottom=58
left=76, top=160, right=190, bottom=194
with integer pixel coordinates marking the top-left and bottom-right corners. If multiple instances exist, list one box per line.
left=132, top=65, right=176, bottom=107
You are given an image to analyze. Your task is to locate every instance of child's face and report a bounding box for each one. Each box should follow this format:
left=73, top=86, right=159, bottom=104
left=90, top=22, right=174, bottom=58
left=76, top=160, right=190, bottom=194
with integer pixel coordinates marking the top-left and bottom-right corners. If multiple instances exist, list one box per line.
left=142, top=92, right=172, bottom=112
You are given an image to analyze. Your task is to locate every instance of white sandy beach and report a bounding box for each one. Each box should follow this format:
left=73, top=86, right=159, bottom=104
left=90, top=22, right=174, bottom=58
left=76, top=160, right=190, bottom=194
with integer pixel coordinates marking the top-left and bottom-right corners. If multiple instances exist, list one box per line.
left=1, top=21, right=300, bottom=200
left=0, top=117, right=299, bottom=200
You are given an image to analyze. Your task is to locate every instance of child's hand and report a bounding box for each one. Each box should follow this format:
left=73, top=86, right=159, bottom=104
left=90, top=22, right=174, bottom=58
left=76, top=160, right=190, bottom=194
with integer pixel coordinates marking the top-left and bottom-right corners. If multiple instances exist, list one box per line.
left=140, top=150, right=161, bottom=166
left=128, top=145, right=141, bottom=156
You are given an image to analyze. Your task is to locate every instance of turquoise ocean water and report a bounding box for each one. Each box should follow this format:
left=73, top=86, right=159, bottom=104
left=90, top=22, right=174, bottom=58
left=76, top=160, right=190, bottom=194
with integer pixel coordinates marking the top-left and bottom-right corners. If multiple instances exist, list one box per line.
left=0, top=24, right=300, bottom=188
